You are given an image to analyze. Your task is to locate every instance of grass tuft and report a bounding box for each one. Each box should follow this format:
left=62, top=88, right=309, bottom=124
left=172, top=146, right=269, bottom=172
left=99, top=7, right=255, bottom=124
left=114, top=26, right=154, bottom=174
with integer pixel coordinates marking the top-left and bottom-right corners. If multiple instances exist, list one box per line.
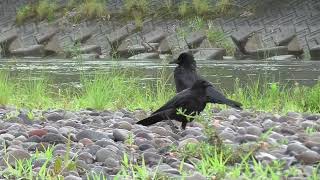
left=16, top=4, right=35, bottom=25
left=77, top=0, right=108, bottom=20
left=36, top=0, right=57, bottom=21
left=206, top=25, right=236, bottom=56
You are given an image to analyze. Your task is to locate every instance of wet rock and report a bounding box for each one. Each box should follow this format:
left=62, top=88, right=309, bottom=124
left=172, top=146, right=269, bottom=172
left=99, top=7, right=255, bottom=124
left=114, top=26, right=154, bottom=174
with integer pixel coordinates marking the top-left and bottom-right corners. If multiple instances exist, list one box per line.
left=11, top=45, right=45, bottom=57
left=305, top=114, right=320, bottom=121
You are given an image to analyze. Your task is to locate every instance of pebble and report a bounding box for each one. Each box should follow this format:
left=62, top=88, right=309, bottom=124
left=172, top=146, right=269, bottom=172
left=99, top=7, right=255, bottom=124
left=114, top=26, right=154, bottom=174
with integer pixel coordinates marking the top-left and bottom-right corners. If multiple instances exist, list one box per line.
left=0, top=108, right=319, bottom=179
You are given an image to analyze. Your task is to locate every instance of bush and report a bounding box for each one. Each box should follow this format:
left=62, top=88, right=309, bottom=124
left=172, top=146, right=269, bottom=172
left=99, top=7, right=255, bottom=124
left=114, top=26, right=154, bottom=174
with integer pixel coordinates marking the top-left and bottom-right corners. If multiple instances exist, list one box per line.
left=78, top=0, right=108, bottom=20
left=36, top=0, right=58, bottom=21
left=16, top=4, right=35, bottom=25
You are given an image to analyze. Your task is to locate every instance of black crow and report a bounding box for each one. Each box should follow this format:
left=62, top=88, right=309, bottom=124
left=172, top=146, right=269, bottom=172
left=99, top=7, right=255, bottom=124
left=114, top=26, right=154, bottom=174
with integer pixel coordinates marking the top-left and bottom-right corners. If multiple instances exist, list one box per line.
left=136, top=80, right=211, bottom=130
left=169, top=52, right=242, bottom=110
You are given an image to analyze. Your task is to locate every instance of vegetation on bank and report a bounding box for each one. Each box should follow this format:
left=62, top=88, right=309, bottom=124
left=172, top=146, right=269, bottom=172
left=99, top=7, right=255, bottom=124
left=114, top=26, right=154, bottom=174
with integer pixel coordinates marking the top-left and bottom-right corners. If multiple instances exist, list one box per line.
left=0, top=68, right=319, bottom=113
left=15, top=0, right=238, bottom=25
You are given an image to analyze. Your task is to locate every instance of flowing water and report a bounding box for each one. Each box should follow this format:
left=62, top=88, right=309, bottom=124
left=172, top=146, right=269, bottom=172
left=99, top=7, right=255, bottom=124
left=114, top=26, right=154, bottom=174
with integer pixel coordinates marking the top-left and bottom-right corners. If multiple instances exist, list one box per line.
left=0, top=58, right=320, bottom=90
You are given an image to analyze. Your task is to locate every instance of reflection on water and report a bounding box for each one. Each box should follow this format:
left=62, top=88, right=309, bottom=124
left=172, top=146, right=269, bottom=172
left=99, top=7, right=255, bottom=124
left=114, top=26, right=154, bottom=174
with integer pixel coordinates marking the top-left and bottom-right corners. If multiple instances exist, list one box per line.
left=0, top=58, right=320, bottom=90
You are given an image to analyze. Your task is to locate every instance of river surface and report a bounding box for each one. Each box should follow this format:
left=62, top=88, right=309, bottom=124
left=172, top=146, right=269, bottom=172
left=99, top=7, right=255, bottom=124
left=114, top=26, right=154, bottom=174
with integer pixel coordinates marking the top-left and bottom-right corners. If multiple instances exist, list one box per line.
left=0, top=58, right=320, bottom=90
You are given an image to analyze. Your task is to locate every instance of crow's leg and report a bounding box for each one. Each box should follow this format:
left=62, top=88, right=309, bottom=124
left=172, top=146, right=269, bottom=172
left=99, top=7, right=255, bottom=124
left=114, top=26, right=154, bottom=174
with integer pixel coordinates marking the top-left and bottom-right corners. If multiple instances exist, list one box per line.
left=181, top=121, right=187, bottom=130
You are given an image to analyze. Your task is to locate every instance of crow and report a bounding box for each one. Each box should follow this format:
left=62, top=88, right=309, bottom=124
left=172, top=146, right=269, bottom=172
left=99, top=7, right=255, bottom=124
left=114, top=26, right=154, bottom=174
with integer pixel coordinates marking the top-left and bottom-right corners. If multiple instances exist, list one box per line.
left=169, top=52, right=243, bottom=110
left=136, top=80, right=211, bottom=130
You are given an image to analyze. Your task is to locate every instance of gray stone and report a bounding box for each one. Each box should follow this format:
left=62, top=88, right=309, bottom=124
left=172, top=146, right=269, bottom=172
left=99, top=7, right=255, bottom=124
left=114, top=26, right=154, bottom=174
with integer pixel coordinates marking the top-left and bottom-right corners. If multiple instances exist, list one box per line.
left=104, top=157, right=120, bottom=168
left=41, top=133, right=67, bottom=144
left=113, top=129, right=129, bottom=142
left=107, top=23, right=138, bottom=50
left=244, top=33, right=263, bottom=52
left=255, top=152, right=277, bottom=162
left=45, top=112, right=64, bottom=121
left=287, top=143, right=309, bottom=155
left=10, top=45, right=45, bottom=57
left=246, top=126, right=262, bottom=136
left=72, top=30, right=92, bottom=44
left=128, top=52, right=160, bottom=59
left=143, top=29, right=167, bottom=43
left=162, top=33, right=189, bottom=57
left=193, top=48, right=226, bottom=60
left=139, top=143, right=154, bottom=151
left=230, top=30, right=254, bottom=54
left=64, top=175, right=82, bottom=180
left=2, top=149, right=31, bottom=166
left=295, top=150, right=320, bottom=164
left=150, top=126, right=170, bottom=136
left=142, top=152, right=163, bottom=166
left=76, top=130, right=109, bottom=141
left=96, top=148, right=120, bottom=162
left=95, top=139, right=117, bottom=148
left=78, top=152, right=94, bottom=164
left=186, top=31, right=206, bottom=49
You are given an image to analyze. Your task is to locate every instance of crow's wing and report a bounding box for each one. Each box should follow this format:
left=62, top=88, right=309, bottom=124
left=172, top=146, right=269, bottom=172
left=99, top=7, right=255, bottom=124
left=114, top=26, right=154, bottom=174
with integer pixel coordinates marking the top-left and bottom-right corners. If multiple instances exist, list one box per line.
left=151, top=89, right=194, bottom=115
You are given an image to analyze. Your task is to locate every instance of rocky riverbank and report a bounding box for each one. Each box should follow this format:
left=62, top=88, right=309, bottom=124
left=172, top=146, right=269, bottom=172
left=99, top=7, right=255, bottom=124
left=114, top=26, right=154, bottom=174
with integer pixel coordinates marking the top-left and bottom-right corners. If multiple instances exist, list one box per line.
left=0, top=106, right=319, bottom=179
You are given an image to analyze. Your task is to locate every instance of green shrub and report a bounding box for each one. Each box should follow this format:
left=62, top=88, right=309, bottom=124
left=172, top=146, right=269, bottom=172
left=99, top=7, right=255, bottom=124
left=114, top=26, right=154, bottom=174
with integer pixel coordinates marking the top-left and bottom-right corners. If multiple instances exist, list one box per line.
left=16, top=4, right=35, bottom=25
left=178, top=1, right=190, bottom=18
left=78, top=0, right=108, bottom=19
left=192, top=0, right=210, bottom=16
left=36, top=0, right=58, bottom=21
left=206, top=26, right=236, bottom=56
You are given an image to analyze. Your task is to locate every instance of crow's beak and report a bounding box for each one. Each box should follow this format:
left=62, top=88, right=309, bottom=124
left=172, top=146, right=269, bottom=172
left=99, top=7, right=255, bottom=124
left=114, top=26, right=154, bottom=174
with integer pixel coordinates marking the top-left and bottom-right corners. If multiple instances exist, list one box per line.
left=169, top=59, right=178, bottom=64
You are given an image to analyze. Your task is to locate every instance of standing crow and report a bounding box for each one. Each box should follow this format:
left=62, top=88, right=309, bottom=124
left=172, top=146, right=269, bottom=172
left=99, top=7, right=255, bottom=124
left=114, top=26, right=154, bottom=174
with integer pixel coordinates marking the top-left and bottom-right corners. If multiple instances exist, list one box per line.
left=136, top=80, right=211, bottom=130
left=169, top=52, right=242, bottom=110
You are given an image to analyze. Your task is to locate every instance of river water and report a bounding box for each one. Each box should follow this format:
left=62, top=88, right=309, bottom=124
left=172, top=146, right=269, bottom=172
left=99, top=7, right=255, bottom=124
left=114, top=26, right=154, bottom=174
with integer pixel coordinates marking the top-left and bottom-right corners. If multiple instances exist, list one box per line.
left=0, top=58, right=320, bottom=90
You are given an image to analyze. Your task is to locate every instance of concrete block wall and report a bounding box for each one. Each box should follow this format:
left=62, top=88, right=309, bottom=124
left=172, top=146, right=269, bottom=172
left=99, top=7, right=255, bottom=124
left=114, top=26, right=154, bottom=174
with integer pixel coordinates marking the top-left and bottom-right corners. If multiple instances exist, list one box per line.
left=0, top=0, right=319, bottom=54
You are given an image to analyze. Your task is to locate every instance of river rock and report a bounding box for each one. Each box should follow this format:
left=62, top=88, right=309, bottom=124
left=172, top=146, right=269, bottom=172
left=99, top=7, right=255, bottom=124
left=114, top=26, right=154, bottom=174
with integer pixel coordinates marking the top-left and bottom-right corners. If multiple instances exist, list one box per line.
left=287, top=143, right=309, bottom=155
left=76, top=130, right=109, bottom=141
left=95, top=148, right=120, bottom=162
left=142, top=152, right=163, bottom=165
left=295, top=150, right=320, bottom=164
left=113, top=129, right=129, bottom=141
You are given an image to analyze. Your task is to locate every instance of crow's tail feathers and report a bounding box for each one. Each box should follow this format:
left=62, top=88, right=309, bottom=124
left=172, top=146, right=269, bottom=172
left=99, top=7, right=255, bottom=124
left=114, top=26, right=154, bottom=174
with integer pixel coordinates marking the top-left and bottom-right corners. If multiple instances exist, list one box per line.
left=136, top=113, right=164, bottom=126
left=224, top=99, right=243, bottom=110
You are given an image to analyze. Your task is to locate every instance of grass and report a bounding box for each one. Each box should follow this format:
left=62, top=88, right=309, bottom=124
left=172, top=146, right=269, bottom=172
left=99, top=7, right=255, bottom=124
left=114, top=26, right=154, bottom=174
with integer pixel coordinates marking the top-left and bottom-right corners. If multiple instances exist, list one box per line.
left=77, top=0, right=108, bottom=20
left=0, top=68, right=320, bottom=113
left=16, top=4, right=35, bottom=25
left=206, top=25, right=236, bottom=56
left=2, top=136, right=77, bottom=179
left=36, top=0, right=57, bottom=21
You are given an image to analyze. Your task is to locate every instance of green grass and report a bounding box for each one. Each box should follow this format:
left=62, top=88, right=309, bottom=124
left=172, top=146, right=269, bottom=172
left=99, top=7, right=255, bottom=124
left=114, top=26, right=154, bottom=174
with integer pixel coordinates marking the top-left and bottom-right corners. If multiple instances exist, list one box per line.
left=2, top=136, right=77, bottom=179
left=0, top=68, right=320, bottom=113
left=36, top=0, right=57, bottom=21
left=16, top=4, right=35, bottom=25
left=77, top=0, right=108, bottom=20
left=206, top=25, right=236, bottom=56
